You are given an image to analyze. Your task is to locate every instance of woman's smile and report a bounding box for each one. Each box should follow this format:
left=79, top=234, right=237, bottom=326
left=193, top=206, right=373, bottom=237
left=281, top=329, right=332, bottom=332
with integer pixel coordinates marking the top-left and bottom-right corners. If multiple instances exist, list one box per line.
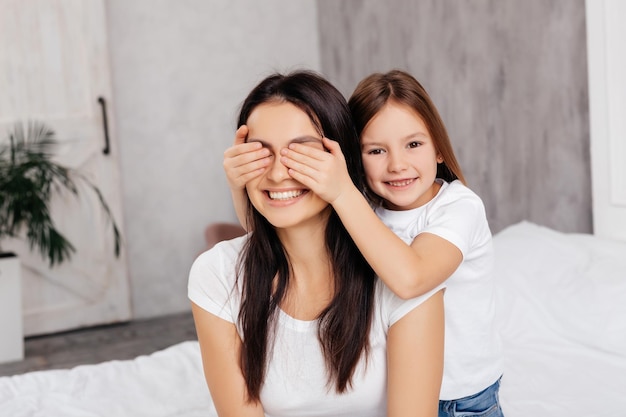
left=267, top=189, right=306, bottom=201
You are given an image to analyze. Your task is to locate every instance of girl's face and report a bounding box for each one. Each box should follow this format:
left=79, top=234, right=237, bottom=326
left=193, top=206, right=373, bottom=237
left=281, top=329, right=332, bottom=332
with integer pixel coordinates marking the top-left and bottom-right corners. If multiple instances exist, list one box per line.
left=245, top=101, right=330, bottom=229
left=360, top=101, right=443, bottom=211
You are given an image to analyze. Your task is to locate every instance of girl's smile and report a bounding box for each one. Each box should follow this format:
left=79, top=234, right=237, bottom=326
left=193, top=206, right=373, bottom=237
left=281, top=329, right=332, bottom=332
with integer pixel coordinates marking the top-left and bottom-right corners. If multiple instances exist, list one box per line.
left=385, top=178, right=417, bottom=188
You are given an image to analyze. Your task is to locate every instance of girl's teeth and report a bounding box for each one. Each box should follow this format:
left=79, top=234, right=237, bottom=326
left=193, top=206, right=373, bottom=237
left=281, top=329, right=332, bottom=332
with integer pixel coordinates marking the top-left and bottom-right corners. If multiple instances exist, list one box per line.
left=269, top=190, right=304, bottom=200
left=388, top=179, right=413, bottom=187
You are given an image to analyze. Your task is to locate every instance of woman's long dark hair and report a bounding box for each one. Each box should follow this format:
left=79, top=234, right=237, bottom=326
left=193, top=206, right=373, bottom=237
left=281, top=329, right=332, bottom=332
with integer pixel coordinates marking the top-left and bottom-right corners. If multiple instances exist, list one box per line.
left=349, top=69, right=466, bottom=206
left=235, top=70, right=376, bottom=401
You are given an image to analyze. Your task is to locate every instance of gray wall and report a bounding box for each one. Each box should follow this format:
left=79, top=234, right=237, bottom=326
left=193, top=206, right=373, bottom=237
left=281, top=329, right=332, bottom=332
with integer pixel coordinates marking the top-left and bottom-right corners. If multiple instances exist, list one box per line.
left=318, top=0, right=591, bottom=234
left=104, top=0, right=591, bottom=321
left=105, top=0, right=320, bottom=319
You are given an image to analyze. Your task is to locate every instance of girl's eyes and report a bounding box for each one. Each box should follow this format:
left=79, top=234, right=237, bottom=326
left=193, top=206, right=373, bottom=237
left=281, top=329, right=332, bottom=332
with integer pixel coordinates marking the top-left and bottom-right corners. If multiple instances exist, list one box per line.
left=364, top=141, right=422, bottom=154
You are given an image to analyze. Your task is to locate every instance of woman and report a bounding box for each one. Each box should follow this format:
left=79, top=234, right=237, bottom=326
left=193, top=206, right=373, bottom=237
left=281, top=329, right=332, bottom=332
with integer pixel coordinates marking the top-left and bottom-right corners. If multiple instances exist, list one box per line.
left=189, top=70, right=445, bottom=416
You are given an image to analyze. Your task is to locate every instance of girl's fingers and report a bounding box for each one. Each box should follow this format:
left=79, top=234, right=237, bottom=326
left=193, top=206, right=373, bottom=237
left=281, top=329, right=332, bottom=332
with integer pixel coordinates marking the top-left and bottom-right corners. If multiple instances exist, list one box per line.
left=238, top=167, right=266, bottom=183
left=286, top=168, right=315, bottom=189
left=224, top=141, right=262, bottom=158
left=285, top=138, right=344, bottom=167
left=286, top=142, right=328, bottom=161
left=225, top=145, right=269, bottom=167
left=236, top=148, right=270, bottom=167
left=322, top=137, right=342, bottom=155
left=234, top=125, right=248, bottom=145
left=281, top=156, right=313, bottom=178
left=226, top=160, right=267, bottom=188
left=233, top=155, right=269, bottom=173
left=224, top=155, right=270, bottom=182
left=224, top=124, right=256, bottom=160
left=282, top=147, right=327, bottom=171
left=283, top=156, right=332, bottom=189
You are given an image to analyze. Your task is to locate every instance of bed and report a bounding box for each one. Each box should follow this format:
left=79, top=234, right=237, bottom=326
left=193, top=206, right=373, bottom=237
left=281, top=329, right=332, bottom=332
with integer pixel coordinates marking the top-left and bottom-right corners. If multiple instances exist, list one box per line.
left=1, top=221, right=625, bottom=416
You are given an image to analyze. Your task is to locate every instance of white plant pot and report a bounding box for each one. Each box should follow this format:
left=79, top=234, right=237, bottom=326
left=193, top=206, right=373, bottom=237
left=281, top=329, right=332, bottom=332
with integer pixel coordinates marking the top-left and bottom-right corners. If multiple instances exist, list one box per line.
left=0, top=252, right=24, bottom=364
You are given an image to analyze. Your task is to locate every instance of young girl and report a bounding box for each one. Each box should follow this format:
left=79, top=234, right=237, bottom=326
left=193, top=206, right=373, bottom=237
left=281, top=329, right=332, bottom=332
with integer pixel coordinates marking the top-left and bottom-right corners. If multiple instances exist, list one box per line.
left=224, top=70, right=504, bottom=417
left=192, top=70, right=445, bottom=416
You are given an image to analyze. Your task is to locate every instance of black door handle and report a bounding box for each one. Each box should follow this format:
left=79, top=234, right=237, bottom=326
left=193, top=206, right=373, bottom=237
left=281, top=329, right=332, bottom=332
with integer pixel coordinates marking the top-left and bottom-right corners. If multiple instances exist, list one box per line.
left=97, top=96, right=110, bottom=155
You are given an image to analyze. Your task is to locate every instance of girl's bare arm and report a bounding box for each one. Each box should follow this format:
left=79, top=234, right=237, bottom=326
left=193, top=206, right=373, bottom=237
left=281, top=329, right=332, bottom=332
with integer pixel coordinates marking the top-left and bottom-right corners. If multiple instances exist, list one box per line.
left=282, top=139, right=462, bottom=299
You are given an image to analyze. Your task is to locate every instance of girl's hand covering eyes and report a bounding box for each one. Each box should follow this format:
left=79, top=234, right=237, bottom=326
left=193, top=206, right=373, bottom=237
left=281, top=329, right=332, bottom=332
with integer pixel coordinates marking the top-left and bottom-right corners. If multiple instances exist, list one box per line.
left=223, top=125, right=270, bottom=190
left=281, top=137, right=355, bottom=205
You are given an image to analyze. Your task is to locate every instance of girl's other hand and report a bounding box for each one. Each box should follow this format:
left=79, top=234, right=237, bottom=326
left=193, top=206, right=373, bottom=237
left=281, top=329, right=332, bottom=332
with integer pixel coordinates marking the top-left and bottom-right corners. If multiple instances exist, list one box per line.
left=223, top=125, right=270, bottom=190
left=281, top=137, right=354, bottom=205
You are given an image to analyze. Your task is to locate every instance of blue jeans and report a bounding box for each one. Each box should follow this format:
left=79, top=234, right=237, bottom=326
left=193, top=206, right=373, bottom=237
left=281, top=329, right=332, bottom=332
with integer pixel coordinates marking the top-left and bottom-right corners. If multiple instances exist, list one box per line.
left=438, top=377, right=504, bottom=417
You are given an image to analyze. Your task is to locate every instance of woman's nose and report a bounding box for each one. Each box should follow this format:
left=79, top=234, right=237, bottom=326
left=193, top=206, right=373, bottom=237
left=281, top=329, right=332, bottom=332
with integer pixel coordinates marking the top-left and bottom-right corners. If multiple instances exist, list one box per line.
left=266, top=156, right=290, bottom=182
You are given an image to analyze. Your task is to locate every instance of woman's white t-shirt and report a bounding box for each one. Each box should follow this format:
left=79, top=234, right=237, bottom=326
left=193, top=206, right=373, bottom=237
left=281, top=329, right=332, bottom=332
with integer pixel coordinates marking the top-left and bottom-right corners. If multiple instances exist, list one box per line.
left=375, top=179, right=503, bottom=400
left=188, top=235, right=444, bottom=417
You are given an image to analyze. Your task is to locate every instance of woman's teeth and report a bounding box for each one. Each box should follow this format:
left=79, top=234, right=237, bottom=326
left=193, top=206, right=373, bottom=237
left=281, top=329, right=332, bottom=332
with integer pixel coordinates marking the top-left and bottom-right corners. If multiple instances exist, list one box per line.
left=269, top=190, right=304, bottom=200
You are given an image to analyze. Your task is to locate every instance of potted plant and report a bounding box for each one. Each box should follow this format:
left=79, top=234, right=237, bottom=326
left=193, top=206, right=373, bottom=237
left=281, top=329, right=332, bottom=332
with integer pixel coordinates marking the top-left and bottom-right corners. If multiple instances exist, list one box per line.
left=0, top=121, right=122, bottom=363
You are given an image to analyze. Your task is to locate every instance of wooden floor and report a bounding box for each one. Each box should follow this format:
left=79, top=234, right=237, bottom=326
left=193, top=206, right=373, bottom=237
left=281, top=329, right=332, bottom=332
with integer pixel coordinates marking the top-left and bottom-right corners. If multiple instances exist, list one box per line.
left=0, top=311, right=197, bottom=377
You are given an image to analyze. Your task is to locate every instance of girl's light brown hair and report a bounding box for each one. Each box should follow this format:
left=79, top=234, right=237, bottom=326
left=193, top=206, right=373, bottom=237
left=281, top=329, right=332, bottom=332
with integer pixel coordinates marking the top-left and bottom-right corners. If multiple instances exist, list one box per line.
left=348, top=69, right=466, bottom=205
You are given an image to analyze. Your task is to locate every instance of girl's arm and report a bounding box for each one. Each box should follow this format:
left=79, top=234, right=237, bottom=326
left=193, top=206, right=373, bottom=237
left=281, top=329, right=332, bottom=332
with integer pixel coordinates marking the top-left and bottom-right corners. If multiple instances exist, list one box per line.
left=281, top=139, right=462, bottom=299
left=387, top=289, right=445, bottom=416
left=191, top=302, right=265, bottom=417
left=223, top=125, right=269, bottom=230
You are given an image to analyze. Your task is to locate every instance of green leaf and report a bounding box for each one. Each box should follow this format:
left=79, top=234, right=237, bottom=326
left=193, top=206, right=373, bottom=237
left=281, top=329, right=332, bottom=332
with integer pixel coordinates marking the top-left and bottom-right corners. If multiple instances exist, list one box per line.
left=0, top=121, right=122, bottom=266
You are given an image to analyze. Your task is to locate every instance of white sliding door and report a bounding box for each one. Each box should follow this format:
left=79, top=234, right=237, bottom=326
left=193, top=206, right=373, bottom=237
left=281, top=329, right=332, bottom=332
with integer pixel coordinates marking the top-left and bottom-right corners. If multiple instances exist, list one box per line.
left=0, top=0, right=131, bottom=335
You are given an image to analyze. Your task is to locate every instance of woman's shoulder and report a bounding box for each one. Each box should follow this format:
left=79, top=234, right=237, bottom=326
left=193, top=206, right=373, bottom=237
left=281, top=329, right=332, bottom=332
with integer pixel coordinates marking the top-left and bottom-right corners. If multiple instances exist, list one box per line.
left=188, top=235, right=247, bottom=320
left=195, top=234, right=247, bottom=265
left=189, top=235, right=247, bottom=287
left=374, top=279, right=446, bottom=328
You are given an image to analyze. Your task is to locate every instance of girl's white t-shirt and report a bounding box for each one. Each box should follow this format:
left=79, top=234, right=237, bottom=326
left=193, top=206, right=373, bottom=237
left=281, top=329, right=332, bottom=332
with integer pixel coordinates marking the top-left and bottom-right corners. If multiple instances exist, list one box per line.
left=188, top=235, right=444, bottom=417
left=375, top=179, right=503, bottom=400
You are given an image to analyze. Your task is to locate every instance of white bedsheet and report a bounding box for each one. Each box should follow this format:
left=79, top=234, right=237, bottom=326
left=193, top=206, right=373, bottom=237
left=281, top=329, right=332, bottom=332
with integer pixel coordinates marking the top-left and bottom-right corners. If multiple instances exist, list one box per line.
left=1, top=221, right=625, bottom=416
left=495, top=221, right=626, bottom=416
left=0, top=341, right=215, bottom=417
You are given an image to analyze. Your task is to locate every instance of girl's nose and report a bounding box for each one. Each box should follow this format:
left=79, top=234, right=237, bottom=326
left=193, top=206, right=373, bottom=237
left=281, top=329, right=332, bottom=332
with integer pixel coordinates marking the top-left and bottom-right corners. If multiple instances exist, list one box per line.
left=387, top=152, right=408, bottom=172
